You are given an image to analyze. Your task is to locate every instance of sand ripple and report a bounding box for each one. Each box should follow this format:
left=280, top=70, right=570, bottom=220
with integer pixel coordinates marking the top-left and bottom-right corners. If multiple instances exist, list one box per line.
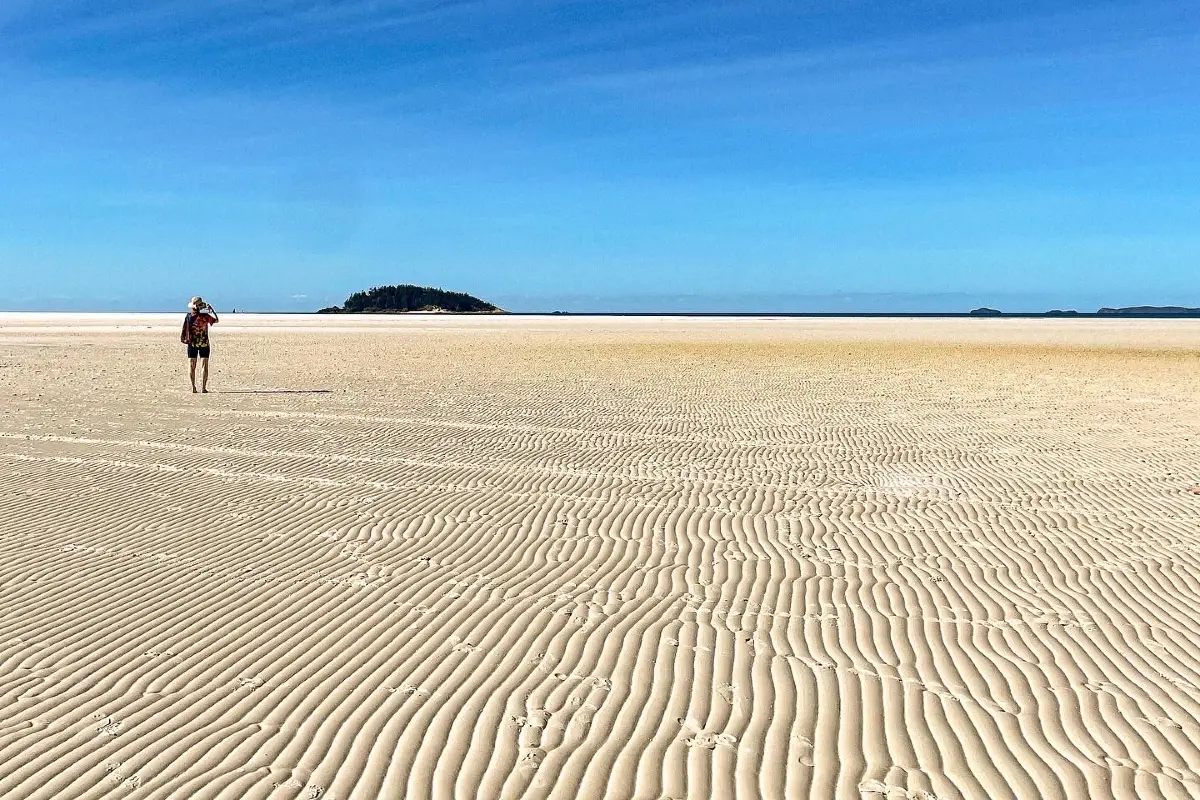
left=0, top=316, right=1198, bottom=799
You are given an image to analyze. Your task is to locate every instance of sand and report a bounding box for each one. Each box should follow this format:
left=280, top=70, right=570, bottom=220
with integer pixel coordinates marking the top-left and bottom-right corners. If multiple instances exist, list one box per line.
left=0, top=313, right=1198, bottom=800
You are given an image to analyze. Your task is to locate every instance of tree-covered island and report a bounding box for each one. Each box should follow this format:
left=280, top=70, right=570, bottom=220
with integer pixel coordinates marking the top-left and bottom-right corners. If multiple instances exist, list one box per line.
left=318, top=284, right=502, bottom=314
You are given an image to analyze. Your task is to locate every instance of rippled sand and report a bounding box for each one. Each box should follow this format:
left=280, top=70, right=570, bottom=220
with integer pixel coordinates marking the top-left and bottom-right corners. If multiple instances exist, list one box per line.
left=1, top=314, right=1198, bottom=800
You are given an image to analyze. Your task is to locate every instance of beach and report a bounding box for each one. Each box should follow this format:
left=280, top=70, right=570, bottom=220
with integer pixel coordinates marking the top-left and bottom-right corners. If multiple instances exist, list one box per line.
left=1, top=313, right=1198, bottom=799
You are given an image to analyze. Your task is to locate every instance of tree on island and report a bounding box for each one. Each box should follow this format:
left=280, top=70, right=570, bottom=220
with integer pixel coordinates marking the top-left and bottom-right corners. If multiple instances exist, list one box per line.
left=319, top=284, right=501, bottom=313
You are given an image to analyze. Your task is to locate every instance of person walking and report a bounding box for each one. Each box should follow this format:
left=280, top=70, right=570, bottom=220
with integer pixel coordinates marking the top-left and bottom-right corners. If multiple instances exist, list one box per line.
left=181, top=296, right=219, bottom=393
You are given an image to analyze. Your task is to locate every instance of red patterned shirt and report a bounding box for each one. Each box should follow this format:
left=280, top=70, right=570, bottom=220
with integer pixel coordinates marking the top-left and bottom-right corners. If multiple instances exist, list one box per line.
left=183, top=312, right=216, bottom=348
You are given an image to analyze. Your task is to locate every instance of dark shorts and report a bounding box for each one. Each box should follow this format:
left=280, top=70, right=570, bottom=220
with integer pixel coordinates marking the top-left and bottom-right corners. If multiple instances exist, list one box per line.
left=187, top=345, right=211, bottom=359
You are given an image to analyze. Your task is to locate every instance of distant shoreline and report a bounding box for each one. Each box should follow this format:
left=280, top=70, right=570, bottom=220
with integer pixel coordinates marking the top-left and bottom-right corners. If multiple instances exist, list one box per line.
left=523, top=311, right=1200, bottom=318
left=6, top=310, right=1199, bottom=318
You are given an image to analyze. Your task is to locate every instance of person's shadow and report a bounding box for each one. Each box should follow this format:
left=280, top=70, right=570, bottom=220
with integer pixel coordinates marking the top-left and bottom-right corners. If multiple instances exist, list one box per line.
left=214, top=389, right=333, bottom=394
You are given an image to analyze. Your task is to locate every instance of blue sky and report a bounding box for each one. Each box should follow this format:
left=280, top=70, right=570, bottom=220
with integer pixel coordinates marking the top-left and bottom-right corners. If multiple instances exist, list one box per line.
left=1, top=0, right=1197, bottom=312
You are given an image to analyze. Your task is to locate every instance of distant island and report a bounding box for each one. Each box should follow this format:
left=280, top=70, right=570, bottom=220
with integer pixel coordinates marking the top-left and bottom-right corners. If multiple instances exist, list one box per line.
left=1097, top=306, right=1200, bottom=316
left=318, top=284, right=502, bottom=314
left=970, top=306, right=1200, bottom=317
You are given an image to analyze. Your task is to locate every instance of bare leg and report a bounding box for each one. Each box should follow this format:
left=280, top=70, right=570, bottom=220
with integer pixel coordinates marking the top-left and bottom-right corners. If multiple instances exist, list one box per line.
left=200, top=357, right=210, bottom=393
left=189, top=358, right=198, bottom=392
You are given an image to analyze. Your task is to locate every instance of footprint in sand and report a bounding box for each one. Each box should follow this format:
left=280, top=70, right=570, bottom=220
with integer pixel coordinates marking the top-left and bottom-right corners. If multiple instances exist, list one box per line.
left=517, top=748, right=545, bottom=773
left=679, top=717, right=736, bottom=750
left=104, top=768, right=127, bottom=788
left=513, top=709, right=550, bottom=729
left=271, top=777, right=307, bottom=792
left=94, top=715, right=123, bottom=737
left=529, top=651, right=555, bottom=669
left=142, top=649, right=176, bottom=659
left=858, top=780, right=949, bottom=799
left=683, top=732, right=737, bottom=750
left=792, top=734, right=815, bottom=766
